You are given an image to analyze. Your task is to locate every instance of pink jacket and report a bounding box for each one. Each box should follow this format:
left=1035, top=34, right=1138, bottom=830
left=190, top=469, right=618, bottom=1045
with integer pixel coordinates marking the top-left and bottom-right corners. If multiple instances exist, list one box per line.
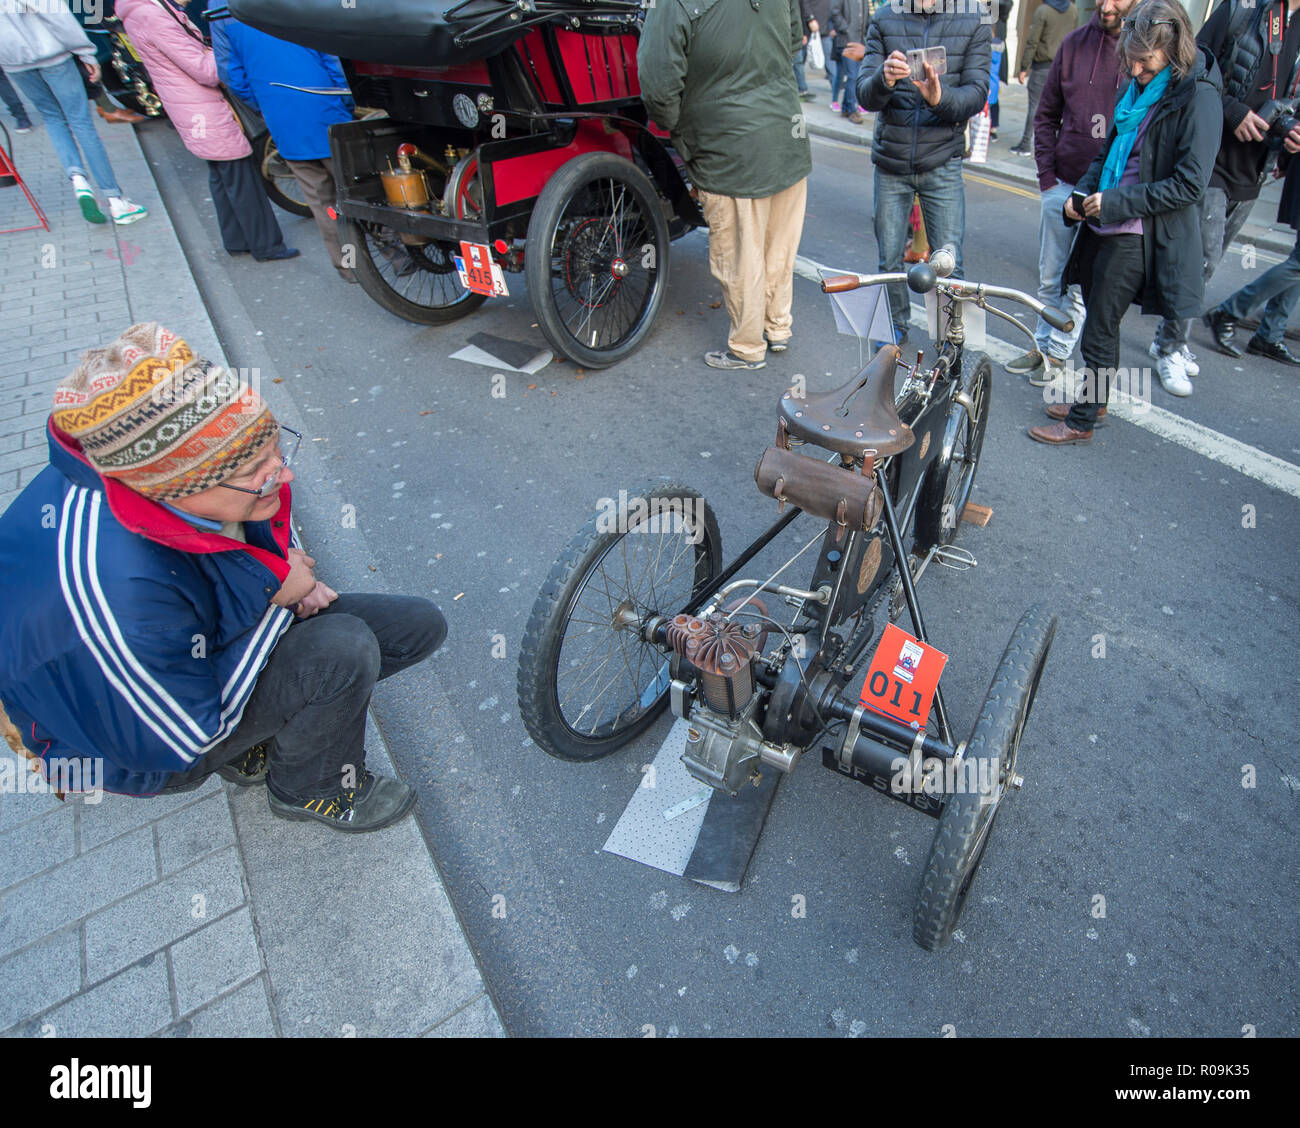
left=116, top=0, right=250, bottom=161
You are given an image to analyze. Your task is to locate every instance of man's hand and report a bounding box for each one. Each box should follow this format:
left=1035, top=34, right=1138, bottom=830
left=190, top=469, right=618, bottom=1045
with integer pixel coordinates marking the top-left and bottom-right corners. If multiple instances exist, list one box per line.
left=81, top=59, right=101, bottom=85
left=1082, top=192, right=1102, bottom=218
left=842, top=41, right=866, bottom=62
left=271, top=547, right=317, bottom=608
left=916, top=61, right=942, bottom=107
left=295, top=580, right=339, bottom=619
left=1285, top=123, right=1300, bottom=154
left=1018, top=71, right=1027, bottom=84
left=882, top=50, right=910, bottom=89
left=1234, top=110, right=1270, bottom=143
left=1064, top=197, right=1083, bottom=222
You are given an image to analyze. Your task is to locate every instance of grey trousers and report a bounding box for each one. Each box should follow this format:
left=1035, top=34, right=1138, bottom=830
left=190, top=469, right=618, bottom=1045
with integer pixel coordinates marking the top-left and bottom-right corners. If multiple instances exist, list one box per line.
left=1154, top=186, right=1256, bottom=354
left=286, top=157, right=348, bottom=276
left=1017, top=63, right=1050, bottom=151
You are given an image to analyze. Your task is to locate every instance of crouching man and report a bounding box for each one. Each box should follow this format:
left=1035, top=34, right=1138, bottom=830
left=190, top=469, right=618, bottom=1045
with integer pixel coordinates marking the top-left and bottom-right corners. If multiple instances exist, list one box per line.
left=0, top=323, right=444, bottom=831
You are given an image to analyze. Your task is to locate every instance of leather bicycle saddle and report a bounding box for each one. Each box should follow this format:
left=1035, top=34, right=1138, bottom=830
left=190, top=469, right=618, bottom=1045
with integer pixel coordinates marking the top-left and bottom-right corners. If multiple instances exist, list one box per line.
left=779, top=344, right=914, bottom=459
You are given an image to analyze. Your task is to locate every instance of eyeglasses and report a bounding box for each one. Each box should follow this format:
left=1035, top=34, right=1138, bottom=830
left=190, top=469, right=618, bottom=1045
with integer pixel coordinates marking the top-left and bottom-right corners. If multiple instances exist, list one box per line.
left=218, top=425, right=301, bottom=497
left=1122, top=16, right=1175, bottom=28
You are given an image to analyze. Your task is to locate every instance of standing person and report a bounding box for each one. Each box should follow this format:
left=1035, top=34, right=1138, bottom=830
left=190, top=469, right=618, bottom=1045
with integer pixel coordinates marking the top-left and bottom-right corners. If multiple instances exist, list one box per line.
left=115, top=0, right=296, bottom=261
left=70, top=0, right=146, bottom=124
left=831, top=0, right=869, bottom=123
left=1150, top=0, right=1300, bottom=392
left=1006, top=0, right=1135, bottom=384
left=1028, top=0, right=1221, bottom=445
left=805, top=0, right=833, bottom=93
left=0, top=66, right=34, bottom=132
left=855, top=0, right=991, bottom=347
left=1010, top=0, right=1077, bottom=158
left=1204, top=155, right=1300, bottom=364
left=0, top=2, right=147, bottom=223
left=215, top=16, right=357, bottom=282
left=639, top=0, right=812, bottom=370
left=793, top=0, right=817, bottom=102
left=989, top=26, right=1003, bottom=139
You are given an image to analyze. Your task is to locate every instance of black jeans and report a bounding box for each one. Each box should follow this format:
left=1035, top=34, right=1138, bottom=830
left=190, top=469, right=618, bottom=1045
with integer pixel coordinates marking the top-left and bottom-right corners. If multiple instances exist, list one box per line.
left=1067, top=229, right=1145, bottom=432
left=164, top=594, right=446, bottom=799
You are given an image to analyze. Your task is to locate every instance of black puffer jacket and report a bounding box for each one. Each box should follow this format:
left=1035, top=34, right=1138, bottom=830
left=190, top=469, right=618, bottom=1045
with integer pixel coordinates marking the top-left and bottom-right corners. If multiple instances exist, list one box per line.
left=859, top=1, right=992, bottom=176
left=1064, top=47, right=1224, bottom=321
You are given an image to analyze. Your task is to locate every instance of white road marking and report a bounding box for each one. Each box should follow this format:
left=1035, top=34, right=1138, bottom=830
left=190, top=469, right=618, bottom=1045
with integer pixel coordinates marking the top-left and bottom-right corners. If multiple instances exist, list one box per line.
left=794, top=254, right=1300, bottom=501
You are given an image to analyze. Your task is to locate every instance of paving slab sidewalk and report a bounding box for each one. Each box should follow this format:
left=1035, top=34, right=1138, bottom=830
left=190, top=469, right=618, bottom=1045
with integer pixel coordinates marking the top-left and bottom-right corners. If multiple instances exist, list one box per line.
left=0, top=118, right=503, bottom=1038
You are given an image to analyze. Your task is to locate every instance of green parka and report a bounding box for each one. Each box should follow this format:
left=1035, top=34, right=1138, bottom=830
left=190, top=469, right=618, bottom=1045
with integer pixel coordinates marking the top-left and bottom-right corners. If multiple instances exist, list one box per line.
left=638, top=0, right=813, bottom=198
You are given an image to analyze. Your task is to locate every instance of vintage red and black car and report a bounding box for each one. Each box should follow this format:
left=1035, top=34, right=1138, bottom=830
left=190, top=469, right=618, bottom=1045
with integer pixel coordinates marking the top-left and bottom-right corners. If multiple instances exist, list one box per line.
left=227, top=0, right=703, bottom=367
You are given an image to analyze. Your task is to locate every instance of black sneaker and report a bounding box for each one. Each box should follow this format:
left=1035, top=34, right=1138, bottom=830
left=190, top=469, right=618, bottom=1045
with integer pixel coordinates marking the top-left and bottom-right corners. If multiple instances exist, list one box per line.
left=267, top=769, right=417, bottom=833
left=217, top=742, right=269, bottom=786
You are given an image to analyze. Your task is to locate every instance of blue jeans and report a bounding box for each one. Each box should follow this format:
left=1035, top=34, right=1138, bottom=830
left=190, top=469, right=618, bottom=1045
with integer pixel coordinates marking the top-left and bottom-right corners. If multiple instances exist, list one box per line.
left=794, top=44, right=808, bottom=93
left=833, top=55, right=860, bottom=113
left=9, top=57, right=121, bottom=195
left=1035, top=181, right=1087, bottom=359
left=822, top=35, right=837, bottom=93
left=0, top=66, right=31, bottom=126
left=1219, top=231, right=1300, bottom=344
left=873, top=159, right=966, bottom=335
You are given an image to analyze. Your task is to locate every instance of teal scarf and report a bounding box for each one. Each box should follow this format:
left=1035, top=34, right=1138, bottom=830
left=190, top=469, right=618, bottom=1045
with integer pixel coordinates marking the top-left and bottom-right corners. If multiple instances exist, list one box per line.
left=1099, top=68, right=1171, bottom=192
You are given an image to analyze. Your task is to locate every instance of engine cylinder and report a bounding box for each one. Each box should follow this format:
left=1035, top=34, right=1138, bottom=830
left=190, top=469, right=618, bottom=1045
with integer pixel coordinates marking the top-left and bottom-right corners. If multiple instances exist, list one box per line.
left=666, top=612, right=759, bottom=718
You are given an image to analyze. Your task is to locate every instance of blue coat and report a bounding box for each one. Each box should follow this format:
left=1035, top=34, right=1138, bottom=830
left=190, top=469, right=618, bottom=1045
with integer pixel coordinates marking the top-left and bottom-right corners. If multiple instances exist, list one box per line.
left=0, top=423, right=297, bottom=797
left=216, top=17, right=352, bottom=162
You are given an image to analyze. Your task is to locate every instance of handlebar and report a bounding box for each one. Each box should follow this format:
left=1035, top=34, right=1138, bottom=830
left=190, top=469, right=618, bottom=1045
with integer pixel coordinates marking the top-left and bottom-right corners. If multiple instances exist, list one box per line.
left=819, top=264, right=1075, bottom=335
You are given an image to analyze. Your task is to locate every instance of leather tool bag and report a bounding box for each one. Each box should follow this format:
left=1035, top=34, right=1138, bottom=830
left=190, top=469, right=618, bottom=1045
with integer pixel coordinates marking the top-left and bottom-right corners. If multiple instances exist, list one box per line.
left=754, top=446, right=883, bottom=533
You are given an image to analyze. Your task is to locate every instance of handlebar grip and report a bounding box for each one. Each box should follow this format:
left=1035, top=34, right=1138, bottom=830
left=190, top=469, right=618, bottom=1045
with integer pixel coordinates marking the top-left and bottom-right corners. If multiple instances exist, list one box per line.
left=1041, top=306, right=1075, bottom=334
left=820, top=275, right=862, bottom=293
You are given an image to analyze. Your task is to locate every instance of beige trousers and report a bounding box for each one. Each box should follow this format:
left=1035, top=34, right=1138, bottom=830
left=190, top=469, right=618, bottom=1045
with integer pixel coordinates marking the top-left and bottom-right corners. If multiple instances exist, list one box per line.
left=697, top=177, right=808, bottom=363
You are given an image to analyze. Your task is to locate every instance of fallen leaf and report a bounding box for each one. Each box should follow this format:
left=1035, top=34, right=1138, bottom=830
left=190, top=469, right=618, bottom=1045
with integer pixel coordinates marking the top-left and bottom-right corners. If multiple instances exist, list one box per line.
left=419, top=409, right=434, bottom=415
left=709, top=300, right=721, bottom=309
left=367, top=564, right=377, bottom=571
left=272, top=377, right=283, bottom=383
left=527, top=384, right=537, bottom=390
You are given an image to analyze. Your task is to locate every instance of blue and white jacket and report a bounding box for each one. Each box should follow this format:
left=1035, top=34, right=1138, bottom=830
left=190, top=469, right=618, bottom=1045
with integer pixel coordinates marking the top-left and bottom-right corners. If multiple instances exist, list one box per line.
left=0, top=421, right=296, bottom=797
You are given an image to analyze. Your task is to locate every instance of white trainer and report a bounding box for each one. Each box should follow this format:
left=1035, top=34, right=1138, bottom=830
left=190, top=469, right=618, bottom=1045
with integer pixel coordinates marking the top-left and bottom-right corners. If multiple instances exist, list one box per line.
left=108, top=196, right=148, bottom=225
left=1148, top=341, right=1199, bottom=377
left=1156, top=350, right=1193, bottom=397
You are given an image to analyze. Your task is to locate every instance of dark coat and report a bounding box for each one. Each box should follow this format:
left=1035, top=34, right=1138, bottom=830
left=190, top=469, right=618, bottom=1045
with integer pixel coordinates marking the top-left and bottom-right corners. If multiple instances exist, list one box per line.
left=859, top=2, right=991, bottom=177
left=1278, top=158, right=1300, bottom=231
left=1063, top=48, right=1224, bottom=321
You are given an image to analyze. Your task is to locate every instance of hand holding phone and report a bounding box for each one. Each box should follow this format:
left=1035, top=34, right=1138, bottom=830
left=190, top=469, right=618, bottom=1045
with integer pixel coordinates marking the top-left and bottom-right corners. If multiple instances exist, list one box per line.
left=1066, top=190, right=1088, bottom=222
left=906, top=46, right=947, bottom=82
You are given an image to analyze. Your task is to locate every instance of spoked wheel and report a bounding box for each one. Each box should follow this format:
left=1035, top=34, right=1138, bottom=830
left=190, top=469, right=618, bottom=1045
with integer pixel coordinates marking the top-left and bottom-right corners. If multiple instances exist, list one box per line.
left=254, top=133, right=312, bottom=219
left=342, top=216, right=487, bottom=325
left=915, top=353, right=991, bottom=551
left=525, top=152, right=671, bottom=369
left=912, top=604, right=1057, bottom=951
left=517, top=483, right=722, bottom=761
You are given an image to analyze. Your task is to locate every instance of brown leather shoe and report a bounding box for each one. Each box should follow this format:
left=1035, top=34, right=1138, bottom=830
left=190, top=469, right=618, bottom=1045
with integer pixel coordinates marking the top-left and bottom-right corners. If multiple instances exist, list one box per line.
left=97, top=105, right=146, bottom=124
left=1045, top=403, right=1106, bottom=422
left=1027, top=421, right=1092, bottom=445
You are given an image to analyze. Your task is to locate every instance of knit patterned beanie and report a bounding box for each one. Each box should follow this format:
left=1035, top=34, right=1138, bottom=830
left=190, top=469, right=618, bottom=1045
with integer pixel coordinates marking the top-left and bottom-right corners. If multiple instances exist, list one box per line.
left=52, top=323, right=277, bottom=501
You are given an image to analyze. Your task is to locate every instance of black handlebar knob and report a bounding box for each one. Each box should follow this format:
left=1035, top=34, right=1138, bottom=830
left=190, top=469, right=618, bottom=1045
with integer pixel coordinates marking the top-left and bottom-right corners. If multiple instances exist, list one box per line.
left=907, top=262, right=937, bottom=294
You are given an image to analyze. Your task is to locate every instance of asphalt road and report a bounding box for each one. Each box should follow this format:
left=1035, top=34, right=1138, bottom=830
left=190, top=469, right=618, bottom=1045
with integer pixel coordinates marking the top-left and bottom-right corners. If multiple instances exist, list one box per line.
left=139, top=121, right=1299, bottom=1038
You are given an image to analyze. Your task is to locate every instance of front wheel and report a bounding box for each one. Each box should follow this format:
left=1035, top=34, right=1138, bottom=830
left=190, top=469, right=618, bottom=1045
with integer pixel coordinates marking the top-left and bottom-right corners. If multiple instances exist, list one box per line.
left=912, top=604, right=1057, bottom=951
left=517, top=483, right=722, bottom=761
left=525, top=152, right=671, bottom=369
left=254, top=133, right=313, bottom=219
left=915, top=353, right=990, bottom=551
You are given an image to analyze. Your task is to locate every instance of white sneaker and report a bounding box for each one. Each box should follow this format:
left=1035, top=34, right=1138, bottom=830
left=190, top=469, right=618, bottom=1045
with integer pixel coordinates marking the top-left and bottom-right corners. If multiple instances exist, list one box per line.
left=107, top=196, right=148, bottom=225
left=1156, top=350, right=1193, bottom=397
left=1148, top=341, right=1199, bottom=377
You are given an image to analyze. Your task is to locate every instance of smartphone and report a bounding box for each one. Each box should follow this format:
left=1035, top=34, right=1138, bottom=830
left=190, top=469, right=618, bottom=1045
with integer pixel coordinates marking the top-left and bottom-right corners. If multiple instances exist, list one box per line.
left=906, top=46, right=947, bottom=82
left=1069, top=190, right=1088, bottom=217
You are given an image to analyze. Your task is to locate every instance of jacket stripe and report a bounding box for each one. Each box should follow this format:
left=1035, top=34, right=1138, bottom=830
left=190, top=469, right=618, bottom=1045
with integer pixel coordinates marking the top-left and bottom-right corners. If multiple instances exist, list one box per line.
left=85, top=492, right=214, bottom=746
left=57, top=489, right=198, bottom=764
left=204, top=602, right=294, bottom=752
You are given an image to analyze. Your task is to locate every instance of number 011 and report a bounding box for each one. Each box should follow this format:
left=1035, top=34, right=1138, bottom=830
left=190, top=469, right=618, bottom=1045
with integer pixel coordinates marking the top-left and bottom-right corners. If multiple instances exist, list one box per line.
left=864, top=670, right=923, bottom=717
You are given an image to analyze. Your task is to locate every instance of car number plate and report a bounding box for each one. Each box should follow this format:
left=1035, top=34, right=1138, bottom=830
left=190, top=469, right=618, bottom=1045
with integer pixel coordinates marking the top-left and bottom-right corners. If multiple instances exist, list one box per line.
left=454, top=241, right=508, bottom=297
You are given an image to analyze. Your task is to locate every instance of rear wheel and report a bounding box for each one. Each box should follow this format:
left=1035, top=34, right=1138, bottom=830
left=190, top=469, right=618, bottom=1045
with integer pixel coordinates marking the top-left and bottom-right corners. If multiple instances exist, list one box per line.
left=517, top=483, right=722, bottom=761
left=254, top=133, right=312, bottom=219
left=525, top=152, right=671, bottom=369
left=343, top=216, right=487, bottom=325
left=912, top=604, right=1057, bottom=951
left=915, top=353, right=990, bottom=551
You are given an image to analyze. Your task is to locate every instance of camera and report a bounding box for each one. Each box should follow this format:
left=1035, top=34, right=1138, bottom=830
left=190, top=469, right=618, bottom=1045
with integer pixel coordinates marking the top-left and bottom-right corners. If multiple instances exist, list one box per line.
left=1258, top=98, right=1300, bottom=144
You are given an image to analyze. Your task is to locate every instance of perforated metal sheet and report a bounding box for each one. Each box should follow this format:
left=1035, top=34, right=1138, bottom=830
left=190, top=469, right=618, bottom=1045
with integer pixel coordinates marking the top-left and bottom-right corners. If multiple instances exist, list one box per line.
left=602, top=720, right=711, bottom=876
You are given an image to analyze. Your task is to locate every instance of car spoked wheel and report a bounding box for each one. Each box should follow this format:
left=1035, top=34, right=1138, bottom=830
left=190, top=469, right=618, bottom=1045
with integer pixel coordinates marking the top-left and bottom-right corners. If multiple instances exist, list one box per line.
left=344, top=217, right=487, bottom=325
left=526, top=152, right=671, bottom=369
left=517, top=484, right=722, bottom=761
left=255, top=134, right=312, bottom=219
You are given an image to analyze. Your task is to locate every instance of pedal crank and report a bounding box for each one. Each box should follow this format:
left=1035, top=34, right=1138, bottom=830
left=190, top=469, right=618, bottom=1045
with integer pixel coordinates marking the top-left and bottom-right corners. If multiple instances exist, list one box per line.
left=932, top=545, right=976, bottom=571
